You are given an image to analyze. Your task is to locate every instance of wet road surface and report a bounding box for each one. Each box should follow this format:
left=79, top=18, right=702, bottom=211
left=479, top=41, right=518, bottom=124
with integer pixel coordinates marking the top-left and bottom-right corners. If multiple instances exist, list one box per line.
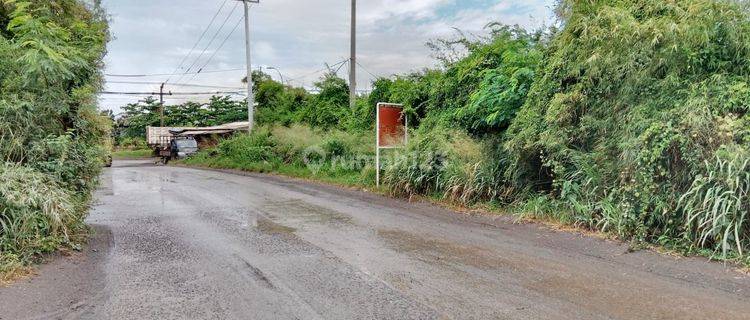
left=2, top=159, right=750, bottom=319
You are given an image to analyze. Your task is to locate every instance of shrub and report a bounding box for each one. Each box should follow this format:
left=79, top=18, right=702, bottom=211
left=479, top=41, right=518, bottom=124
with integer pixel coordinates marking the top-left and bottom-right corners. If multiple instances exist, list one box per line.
left=217, top=130, right=280, bottom=164
left=0, top=164, right=82, bottom=264
left=271, top=125, right=325, bottom=164
left=383, top=130, right=450, bottom=197
left=117, top=137, right=147, bottom=150
left=295, top=73, right=350, bottom=130
left=504, top=0, right=750, bottom=255
left=442, top=139, right=513, bottom=204
left=321, top=136, right=351, bottom=158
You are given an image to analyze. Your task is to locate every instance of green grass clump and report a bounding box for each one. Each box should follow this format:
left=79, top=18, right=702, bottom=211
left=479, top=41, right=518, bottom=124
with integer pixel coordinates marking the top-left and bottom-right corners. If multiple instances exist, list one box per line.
left=381, top=128, right=513, bottom=205
left=113, top=149, right=152, bottom=159
left=182, top=125, right=376, bottom=188
left=0, top=164, right=88, bottom=272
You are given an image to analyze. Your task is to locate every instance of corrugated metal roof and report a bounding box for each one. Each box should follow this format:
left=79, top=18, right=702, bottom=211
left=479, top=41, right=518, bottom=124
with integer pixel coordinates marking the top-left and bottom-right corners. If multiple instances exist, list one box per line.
left=169, top=122, right=249, bottom=136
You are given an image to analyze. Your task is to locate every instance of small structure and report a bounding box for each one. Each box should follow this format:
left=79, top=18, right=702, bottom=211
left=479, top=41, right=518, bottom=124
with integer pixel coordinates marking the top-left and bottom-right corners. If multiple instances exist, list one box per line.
left=169, top=122, right=250, bottom=148
left=147, top=122, right=249, bottom=150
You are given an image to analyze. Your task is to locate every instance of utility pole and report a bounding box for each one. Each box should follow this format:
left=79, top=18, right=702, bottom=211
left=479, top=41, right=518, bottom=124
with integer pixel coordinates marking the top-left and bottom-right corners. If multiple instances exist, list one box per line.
left=349, top=0, right=356, bottom=109
left=159, top=82, right=165, bottom=127
left=240, top=0, right=259, bottom=132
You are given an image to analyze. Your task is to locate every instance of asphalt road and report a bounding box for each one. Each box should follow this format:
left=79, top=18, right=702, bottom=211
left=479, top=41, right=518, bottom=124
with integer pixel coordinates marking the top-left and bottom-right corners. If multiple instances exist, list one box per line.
left=2, top=159, right=750, bottom=319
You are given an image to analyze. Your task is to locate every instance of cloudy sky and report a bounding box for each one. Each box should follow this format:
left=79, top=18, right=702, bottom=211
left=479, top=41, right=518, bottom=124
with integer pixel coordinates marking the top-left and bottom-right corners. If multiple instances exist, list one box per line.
left=100, top=0, right=556, bottom=113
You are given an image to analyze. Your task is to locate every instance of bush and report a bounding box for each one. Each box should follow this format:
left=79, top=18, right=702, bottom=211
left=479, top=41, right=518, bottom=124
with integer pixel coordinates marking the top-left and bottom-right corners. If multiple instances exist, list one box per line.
left=321, top=137, right=351, bottom=158
left=504, top=0, right=750, bottom=256
left=271, top=125, right=325, bottom=164
left=383, top=130, right=451, bottom=197
left=217, top=130, right=280, bottom=164
left=295, top=73, right=350, bottom=130
left=0, top=0, right=109, bottom=271
left=442, top=139, right=514, bottom=204
left=117, top=137, right=147, bottom=150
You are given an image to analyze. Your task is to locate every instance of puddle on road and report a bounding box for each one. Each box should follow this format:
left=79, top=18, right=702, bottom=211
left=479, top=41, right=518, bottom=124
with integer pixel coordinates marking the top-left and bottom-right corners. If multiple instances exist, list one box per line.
left=378, top=229, right=528, bottom=271
left=256, top=217, right=297, bottom=235
left=260, top=199, right=352, bottom=226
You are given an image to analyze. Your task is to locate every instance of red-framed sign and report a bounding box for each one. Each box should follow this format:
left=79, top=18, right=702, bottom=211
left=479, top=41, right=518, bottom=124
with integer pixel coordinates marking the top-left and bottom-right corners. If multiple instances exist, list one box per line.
left=376, top=103, right=408, bottom=186
left=377, top=103, right=407, bottom=148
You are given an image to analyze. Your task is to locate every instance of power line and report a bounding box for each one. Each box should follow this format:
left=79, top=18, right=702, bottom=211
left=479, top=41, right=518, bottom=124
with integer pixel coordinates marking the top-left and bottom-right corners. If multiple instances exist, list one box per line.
left=100, top=90, right=244, bottom=96
left=184, top=15, right=244, bottom=84
left=106, top=68, right=245, bottom=78
left=174, top=2, right=240, bottom=84
left=106, top=80, right=244, bottom=90
left=285, top=59, right=348, bottom=84
left=99, top=93, right=245, bottom=100
left=356, top=60, right=381, bottom=79
left=165, top=0, right=231, bottom=84
left=333, top=60, right=347, bottom=75
left=108, top=60, right=349, bottom=83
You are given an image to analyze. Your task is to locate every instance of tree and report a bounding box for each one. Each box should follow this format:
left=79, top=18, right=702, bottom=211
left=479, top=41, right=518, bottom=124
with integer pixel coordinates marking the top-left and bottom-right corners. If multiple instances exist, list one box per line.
left=119, top=97, right=161, bottom=138
left=295, top=73, right=349, bottom=129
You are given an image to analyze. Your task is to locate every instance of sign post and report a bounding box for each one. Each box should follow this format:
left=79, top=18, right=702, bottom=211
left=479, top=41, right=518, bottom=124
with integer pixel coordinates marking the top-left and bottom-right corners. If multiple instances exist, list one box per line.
left=376, top=103, right=407, bottom=187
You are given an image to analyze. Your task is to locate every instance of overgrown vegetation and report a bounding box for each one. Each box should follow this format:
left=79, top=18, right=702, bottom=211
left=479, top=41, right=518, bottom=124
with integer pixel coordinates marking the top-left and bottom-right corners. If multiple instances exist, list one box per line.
left=0, top=0, right=109, bottom=273
left=182, top=125, right=376, bottom=187
left=112, top=149, right=152, bottom=159
left=505, top=0, right=750, bottom=261
left=140, top=0, right=750, bottom=265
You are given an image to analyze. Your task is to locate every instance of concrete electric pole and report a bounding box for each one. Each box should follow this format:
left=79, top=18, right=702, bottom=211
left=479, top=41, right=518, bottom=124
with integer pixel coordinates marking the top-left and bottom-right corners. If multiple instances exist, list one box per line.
left=349, top=0, right=356, bottom=109
left=159, top=82, right=165, bottom=127
left=240, top=0, right=259, bottom=132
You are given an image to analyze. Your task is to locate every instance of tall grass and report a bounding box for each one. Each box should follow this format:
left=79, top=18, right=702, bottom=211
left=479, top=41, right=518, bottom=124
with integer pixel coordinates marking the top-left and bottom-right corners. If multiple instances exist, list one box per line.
left=0, top=164, right=83, bottom=271
left=679, top=152, right=750, bottom=259
left=383, top=129, right=513, bottom=205
left=183, top=125, right=376, bottom=187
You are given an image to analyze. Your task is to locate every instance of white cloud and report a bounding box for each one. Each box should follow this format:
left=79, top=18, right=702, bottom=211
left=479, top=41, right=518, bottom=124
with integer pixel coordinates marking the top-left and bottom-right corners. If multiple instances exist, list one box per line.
left=361, top=0, right=454, bottom=23
left=254, top=41, right=276, bottom=61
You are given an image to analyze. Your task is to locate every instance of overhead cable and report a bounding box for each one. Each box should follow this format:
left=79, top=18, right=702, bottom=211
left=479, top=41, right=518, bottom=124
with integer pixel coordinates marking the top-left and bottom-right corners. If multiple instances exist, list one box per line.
left=165, top=0, right=231, bottom=84
left=173, top=2, right=240, bottom=84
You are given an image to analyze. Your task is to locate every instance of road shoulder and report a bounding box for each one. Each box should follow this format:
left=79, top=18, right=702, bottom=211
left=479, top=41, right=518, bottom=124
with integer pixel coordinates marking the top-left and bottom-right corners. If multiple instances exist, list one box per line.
left=0, top=225, right=113, bottom=320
